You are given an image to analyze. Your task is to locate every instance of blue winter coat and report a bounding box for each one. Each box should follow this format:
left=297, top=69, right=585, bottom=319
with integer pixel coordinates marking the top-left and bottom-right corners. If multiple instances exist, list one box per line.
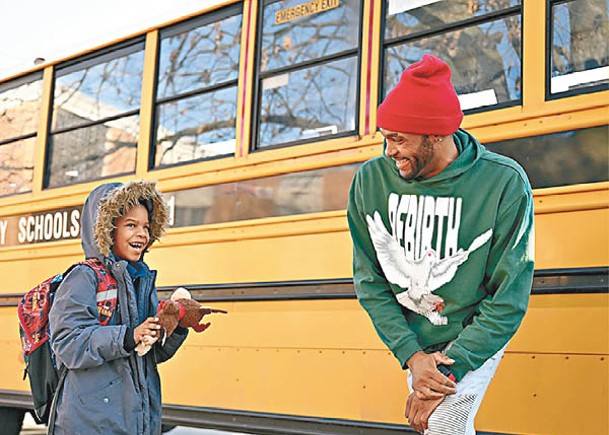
left=49, top=182, right=187, bottom=434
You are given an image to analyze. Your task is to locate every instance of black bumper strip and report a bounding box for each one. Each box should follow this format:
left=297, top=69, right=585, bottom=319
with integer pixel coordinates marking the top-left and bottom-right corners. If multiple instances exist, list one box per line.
left=2, top=267, right=607, bottom=306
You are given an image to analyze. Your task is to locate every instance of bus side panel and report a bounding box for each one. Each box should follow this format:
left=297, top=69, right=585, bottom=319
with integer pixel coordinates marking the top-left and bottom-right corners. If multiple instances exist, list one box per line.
left=148, top=225, right=353, bottom=285
left=158, top=299, right=408, bottom=422
left=0, top=308, right=29, bottom=392
left=479, top=293, right=609, bottom=435
left=158, top=293, right=608, bottom=435
left=0, top=244, right=82, bottom=294
left=480, top=352, right=608, bottom=435
left=535, top=207, right=609, bottom=269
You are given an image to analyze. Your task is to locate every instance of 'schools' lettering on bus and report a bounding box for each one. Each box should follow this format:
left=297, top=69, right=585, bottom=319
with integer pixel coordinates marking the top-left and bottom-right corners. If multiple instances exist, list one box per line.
left=17, top=210, right=80, bottom=244
left=275, top=0, right=340, bottom=25
left=0, top=207, right=81, bottom=247
left=0, top=220, right=7, bottom=245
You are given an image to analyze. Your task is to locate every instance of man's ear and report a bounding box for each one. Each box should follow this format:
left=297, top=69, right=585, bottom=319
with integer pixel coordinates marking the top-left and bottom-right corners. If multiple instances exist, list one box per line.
left=430, top=135, right=444, bottom=144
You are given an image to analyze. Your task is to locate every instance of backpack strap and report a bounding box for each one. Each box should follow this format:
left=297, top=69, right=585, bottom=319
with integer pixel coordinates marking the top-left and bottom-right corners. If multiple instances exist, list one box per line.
left=77, top=258, right=118, bottom=326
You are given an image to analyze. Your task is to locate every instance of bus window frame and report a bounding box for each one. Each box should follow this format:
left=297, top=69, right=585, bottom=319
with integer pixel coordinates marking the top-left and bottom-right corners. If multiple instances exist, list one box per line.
left=150, top=2, right=244, bottom=170
left=250, top=0, right=364, bottom=152
left=44, top=38, right=146, bottom=189
left=0, top=72, right=44, bottom=198
left=0, top=72, right=43, bottom=146
left=379, top=1, right=524, bottom=115
left=545, top=0, right=609, bottom=101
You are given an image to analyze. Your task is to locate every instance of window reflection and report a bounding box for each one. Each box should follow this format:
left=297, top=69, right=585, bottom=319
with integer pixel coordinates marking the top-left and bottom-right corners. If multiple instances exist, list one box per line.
left=259, top=57, right=358, bottom=147
left=154, top=87, right=238, bottom=166
left=168, top=164, right=360, bottom=227
left=0, top=78, right=42, bottom=142
left=153, top=7, right=243, bottom=168
left=260, top=0, right=360, bottom=72
left=486, top=126, right=608, bottom=188
left=255, top=0, right=361, bottom=149
left=550, top=0, right=609, bottom=94
left=157, top=13, right=242, bottom=99
left=47, top=116, right=138, bottom=187
left=385, top=0, right=520, bottom=39
left=384, top=15, right=521, bottom=110
left=0, top=76, right=42, bottom=196
left=383, top=0, right=522, bottom=110
left=52, top=46, right=144, bottom=130
left=47, top=42, right=144, bottom=188
left=0, top=137, right=36, bottom=196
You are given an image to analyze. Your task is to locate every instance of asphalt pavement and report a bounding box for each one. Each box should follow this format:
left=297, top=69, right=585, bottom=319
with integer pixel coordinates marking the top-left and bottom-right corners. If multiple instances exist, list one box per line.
left=20, top=413, right=249, bottom=435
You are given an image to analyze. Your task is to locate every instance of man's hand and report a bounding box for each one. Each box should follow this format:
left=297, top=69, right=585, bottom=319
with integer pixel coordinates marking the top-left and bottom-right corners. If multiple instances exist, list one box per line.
left=134, top=317, right=161, bottom=343
left=405, top=392, right=444, bottom=434
left=407, top=351, right=457, bottom=399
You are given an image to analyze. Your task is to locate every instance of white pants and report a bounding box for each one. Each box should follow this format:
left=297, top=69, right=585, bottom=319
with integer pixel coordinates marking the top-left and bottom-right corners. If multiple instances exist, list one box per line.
left=407, top=346, right=506, bottom=435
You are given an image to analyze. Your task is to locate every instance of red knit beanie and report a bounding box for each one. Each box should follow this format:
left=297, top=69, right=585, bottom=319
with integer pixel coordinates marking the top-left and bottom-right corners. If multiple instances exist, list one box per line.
left=377, top=54, right=463, bottom=135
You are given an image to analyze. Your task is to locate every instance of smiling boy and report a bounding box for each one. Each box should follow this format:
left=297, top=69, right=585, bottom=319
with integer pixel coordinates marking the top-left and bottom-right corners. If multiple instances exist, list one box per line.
left=113, top=203, right=151, bottom=262
left=49, top=180, right=187, bottom=435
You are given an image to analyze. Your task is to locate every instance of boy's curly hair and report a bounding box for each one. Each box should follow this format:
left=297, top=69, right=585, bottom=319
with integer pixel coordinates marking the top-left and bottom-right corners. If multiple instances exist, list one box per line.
left=94, top=180, right=170, bottom=257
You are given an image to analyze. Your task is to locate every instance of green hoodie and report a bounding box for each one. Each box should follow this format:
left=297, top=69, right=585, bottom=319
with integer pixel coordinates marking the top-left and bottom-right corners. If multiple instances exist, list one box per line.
left=347, top=129, right=534, bottom=381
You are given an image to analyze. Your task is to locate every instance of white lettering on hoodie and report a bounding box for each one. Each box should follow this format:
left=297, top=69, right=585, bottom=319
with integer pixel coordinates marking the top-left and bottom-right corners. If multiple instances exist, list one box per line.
left=387, top=193, right=462, bottom=261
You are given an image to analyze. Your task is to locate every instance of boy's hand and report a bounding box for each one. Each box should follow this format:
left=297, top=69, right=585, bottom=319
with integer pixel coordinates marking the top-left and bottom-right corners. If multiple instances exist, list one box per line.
left=134, top=317, right=161, bottom=343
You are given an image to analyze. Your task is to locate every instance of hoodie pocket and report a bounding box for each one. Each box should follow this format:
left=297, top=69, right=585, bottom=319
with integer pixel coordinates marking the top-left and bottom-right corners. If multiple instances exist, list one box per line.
left=77, top=375, right=140, bottom=430
left=77, top=376, right=122, bottom=407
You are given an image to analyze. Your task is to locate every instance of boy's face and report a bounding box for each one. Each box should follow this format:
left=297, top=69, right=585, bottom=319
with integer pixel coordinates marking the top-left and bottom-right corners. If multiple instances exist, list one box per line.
left=112, top=204, right=150, bottom=262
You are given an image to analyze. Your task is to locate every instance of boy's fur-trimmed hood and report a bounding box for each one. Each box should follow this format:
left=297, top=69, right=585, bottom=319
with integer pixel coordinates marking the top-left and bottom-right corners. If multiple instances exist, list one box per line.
left=81, top=180, right=169, bottom=259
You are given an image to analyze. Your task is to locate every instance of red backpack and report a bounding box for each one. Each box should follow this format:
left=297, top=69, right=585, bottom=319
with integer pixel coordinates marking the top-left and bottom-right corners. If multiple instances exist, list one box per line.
left=17, top=258, right=118, bottom=424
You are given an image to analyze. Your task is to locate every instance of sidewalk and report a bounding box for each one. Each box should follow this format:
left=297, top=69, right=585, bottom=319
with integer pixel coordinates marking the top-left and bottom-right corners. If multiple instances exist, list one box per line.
left=20, top=412, right=249, bottom=434
left=20, top=413, right=45, bottom=434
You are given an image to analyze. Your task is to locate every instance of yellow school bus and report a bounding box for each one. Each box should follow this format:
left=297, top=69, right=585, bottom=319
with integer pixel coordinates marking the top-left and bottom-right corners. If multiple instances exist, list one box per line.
left=0, top=0, right=607, bottom=434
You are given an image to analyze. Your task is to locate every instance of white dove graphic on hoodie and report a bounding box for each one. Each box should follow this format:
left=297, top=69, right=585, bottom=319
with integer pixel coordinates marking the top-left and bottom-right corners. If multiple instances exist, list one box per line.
left=366, top=211, right=493, bottom=326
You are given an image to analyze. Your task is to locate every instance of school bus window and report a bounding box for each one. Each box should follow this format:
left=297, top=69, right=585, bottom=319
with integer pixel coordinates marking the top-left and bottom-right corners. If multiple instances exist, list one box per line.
left=0, top=75, right=42, bottom=196
left=261, top=0, right=358, bottom=71
left=0, top=137, right=37, bottom=197
left=383, top=0, right=522, bottom=112
left=46, top=42, right=145, bottom=188
left=0, top=76, right=43, bottom=142
left=385, top=0, right=521, bottom=38
left=168, top=163, right=359, bottom=227
left=153, top=7, right=243, bottom=168
left=549, top=0, right=609, bottom=95
left=486, top=125, right=608, bottom=189
left=255, top=0, right=361, bottom=149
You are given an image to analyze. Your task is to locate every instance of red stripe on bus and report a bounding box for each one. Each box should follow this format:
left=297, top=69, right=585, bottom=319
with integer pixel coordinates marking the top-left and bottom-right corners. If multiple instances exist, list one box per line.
left=239, top=1, right=253, bottom=156
left=365, top=0, right=375, bottom=135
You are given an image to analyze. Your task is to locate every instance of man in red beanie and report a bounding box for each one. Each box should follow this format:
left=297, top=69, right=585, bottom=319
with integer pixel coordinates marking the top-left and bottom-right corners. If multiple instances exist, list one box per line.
left=347, top=54, right=535, bottom=434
